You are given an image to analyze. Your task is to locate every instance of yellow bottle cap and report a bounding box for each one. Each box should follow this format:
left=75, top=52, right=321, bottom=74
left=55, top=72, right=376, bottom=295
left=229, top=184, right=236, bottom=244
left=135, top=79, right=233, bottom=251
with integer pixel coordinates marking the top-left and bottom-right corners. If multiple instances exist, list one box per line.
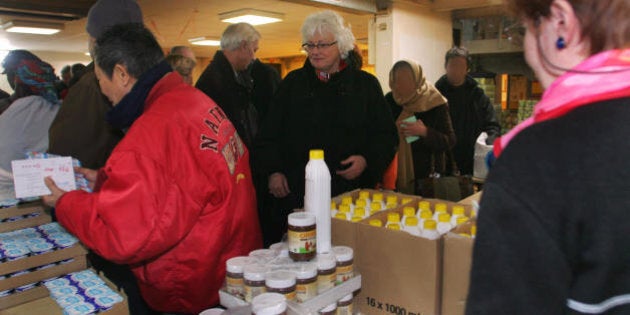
left=354, top=207, right=366, bottom=218
left=452, top=206, right=466, bottom=216
left=373, top=193, right=384, bottom=202
left=359, top=191, right=370, bottom=200
left=435, top=203, right=448, bottom=213
left=438, top=213, right=451, bottom=223
left=387, top=212, right=401, bottom=223
left=386, top=201, right=398, bottom=208
left=420, top=210, right=432, bottom=219
left=355, top=199, right=367, bottom=208
left=387, top=224, right=401, bottom=231
left=338, top=204, right=351, bottom=213
left=405, top=216, right=419, bottom=227
left=369, top=219, right=382, bottom=227
left=330, top=201, right=337, bottom=211
left=418, top=201, right=431, bottom=212
left=335, top=213, right=348, bottom=220
left=371, top=202, right=382, bottom=211
left=402, top=197, right=413, bottom=205
left=341, top=196, right=353, bottom=206
left=309, top=149, right=324, bottom=160
left=458, top=233, right=471, bottom=238
left=471, top=225, right=477, bottom=236
left=456, top=216, right=469, bottom=225
left=351, top=216, right=363, bottom=222
left=424, top=220, right=437, bottom=230
left=386, top=195, right=398, bottom=204
left=403, top=207, right=415, bottom=217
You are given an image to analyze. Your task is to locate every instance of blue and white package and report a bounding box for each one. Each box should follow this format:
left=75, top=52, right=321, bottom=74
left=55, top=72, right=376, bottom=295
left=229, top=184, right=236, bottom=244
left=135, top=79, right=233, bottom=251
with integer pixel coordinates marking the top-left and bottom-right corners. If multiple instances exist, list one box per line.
left=93, top=293, right=124, bottom=310
left=48, top=285, right=79, bottom=299
left=44, top=277, right=72, bottom=289
left=69, top=270, right=101, bottom=283
left=56, top=294, right=85, bottom=308
left=62, top=301, right=97, bottom=315
left=83, top=285, right=116, bottom=299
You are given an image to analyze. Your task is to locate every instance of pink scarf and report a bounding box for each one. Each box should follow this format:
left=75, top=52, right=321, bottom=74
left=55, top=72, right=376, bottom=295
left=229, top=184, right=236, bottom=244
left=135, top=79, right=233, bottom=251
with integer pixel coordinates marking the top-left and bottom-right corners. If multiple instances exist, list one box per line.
left=494, top=49, right=630, bottom=157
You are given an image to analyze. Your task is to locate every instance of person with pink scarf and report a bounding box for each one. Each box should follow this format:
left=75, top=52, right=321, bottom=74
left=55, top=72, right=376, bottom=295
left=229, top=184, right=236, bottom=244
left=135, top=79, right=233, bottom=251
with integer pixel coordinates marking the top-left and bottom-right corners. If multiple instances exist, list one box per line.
left=466, top=1, right=630, bottom=314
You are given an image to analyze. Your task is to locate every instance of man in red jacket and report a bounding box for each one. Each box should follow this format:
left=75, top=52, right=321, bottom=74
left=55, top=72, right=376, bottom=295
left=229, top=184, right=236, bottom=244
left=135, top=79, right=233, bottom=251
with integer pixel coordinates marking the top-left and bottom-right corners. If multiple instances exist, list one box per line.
left=43, top=24, right=262, bottom=313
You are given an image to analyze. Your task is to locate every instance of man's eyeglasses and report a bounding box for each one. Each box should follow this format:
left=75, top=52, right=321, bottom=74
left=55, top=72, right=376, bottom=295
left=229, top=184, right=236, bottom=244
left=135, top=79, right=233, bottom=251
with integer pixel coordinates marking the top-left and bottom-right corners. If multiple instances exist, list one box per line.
left=301, top=41, right=337, bottom=51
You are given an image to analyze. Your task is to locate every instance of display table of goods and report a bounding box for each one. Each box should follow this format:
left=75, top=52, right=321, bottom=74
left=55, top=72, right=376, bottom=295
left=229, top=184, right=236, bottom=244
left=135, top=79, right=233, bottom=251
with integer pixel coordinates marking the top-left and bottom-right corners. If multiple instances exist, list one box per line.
left=330, top=189, right=478, bottom=315
left=0, top=200, right=128, bottom=314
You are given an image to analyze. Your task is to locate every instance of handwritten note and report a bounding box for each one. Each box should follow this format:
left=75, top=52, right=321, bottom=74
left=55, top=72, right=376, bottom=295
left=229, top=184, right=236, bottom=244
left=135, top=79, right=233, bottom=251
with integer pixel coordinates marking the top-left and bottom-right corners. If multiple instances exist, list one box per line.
left=11, top=157, right=77, bottom=199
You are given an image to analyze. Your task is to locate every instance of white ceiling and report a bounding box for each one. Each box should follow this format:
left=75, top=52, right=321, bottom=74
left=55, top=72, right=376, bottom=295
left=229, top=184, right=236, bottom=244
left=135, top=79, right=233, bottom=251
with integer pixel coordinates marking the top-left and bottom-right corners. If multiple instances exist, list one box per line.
left=0, top=0, right=374, bottom=59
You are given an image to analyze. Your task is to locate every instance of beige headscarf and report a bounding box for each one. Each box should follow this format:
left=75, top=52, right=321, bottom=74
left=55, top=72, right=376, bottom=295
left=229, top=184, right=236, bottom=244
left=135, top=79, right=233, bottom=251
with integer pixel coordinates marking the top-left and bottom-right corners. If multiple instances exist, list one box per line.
left=389, top=59, right=448, bottom=194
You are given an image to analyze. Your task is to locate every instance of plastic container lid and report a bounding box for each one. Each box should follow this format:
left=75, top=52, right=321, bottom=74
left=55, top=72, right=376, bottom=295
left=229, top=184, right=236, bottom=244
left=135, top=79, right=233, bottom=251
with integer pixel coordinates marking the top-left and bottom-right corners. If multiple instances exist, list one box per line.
left=438, top=213, right=451, bottom=223
left=244, top=264, right=269, bottom=282
left=435, top=203, right=448, bottom=213
left=452, top=206, right=466, bottom=216
left=403, top=207, right=415, bottom=217
left=339, top=293, right=353, bottom=303
left=291, top=262, right=318, bottom=279
left=335, top=213, right=348, bottom=220
left=359, top=191, right=370, bottom=200
left=419, top=210, right=432, bottom=219
left=387, top=224, right=401, bottom=231
left=351, top=216, right=363, bottom=223
left=424, top=220, right=437, bottom=230
left=354, top=207, right=366, bottom=218
left=405, top=217, right=419, bottom=227
left=418, top=201, right=431, bottom=211
left=333, top=246, right=353, bottom=263
left=341, top=196, right=353, bottom=206
left=310, top=150, right=324, bottom=160
left=288, top=212, right=316, bottom=227
left=386, top=195, right=398, bottom=204
left=372, top=193, right=384, bottom=202
left=320, top=302, right=337, bottom=313
left=370, top=202, right=382, bottom=211
left=269, top=242, right=288, bottom=255
left=316, top=252, right=337, bottom=270
left=250, top=249, right=279, bottom=263
left=401, top=197, right=413, bottom=204
left=265, top=270, right=296, bottom=289
left=226, top=256, right=257, bottom=274
left=387, top=213, right=401, bottom=223
left=338, top=204, right=351, bottom=213
left=355, top=199, right=367, bottom=208
left=456, top=216, right=470, bottom=225
left=252, top=293, right=287, bottom=315
left=368, top=220, right=381, bottom=227
left=471, top=225, right=477, bottom=236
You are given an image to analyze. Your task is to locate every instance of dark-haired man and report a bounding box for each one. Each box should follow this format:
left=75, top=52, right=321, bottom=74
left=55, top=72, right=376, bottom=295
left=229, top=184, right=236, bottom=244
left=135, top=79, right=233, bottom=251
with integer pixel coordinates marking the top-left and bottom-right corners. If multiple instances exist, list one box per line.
left=42, top=24, right=262, bottom=314
left=436, top=47, right=500, bottom=176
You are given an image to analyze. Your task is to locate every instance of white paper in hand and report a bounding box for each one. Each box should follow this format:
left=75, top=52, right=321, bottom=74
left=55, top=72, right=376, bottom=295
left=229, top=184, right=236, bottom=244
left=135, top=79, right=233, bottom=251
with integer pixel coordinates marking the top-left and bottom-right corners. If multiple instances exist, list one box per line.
left=11, top=157, right=76, bottom=199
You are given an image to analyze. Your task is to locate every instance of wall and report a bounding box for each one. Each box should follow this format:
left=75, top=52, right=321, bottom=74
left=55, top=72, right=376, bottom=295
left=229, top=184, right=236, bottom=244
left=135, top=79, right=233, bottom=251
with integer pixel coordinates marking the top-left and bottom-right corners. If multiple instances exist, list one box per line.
left=374, top=2, right=453, bottom=93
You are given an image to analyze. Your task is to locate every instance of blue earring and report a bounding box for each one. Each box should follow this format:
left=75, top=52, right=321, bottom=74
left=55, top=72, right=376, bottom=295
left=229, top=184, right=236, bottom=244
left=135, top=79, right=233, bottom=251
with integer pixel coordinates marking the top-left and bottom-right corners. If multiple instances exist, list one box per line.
left=556, top=37, right=566, bottom=50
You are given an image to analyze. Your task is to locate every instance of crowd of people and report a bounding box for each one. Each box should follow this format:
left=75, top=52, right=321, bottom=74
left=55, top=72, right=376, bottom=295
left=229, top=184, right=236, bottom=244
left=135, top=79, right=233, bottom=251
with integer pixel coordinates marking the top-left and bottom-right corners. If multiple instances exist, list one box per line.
left=2, top=0, right=628, bottom=314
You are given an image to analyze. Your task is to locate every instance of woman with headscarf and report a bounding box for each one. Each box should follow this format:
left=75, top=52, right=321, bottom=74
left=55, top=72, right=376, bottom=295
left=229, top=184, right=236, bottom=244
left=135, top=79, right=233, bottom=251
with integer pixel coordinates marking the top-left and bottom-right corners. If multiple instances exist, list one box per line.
left=0, top=52, right=60, bottom=199
left=386, top=60, right=456, bottom=195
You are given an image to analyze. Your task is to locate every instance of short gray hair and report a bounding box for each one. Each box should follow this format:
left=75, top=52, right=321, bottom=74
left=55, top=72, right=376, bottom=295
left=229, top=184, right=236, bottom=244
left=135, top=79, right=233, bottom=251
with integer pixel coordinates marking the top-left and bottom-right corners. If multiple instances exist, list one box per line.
left=220, top=23, right=261, bottom=51
left=301, top=11, right=355, bottom=59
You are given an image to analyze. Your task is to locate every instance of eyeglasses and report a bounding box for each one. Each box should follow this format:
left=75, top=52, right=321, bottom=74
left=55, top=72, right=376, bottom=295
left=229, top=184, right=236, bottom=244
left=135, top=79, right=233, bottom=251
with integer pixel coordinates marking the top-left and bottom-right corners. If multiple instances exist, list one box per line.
left=301, top=41, right=337, bottom=51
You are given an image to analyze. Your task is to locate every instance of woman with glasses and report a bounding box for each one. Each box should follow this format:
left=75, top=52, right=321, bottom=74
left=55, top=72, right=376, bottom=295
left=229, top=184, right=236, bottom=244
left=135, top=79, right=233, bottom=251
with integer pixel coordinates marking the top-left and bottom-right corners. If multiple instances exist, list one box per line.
left=255, top=10, right=398, bottom=246
left=466, top=0, right=630, bottom=314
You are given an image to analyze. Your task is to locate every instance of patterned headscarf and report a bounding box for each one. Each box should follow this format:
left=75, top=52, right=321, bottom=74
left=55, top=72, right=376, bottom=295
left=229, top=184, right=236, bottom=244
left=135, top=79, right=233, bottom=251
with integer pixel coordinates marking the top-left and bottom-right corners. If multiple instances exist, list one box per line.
left=14, top=60, right=58, bottom=104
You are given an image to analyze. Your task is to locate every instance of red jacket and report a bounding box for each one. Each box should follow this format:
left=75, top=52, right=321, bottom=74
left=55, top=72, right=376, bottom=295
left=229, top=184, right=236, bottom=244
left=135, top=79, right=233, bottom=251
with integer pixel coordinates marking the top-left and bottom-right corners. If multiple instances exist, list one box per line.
left=56, top=72, right=262, bottom=313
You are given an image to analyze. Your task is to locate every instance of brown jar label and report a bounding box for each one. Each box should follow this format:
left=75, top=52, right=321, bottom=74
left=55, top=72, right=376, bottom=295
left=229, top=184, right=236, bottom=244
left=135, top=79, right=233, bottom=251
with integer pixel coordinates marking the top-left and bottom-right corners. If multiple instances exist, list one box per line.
left=337, top=304, right=353, bottom=315
left=336, top=264, right=354, bottom=285
left=288, top=229, right=316, bottom=254
left=244, top=285, right=266, bottom=302
left=284, top=290, right=297, bottom=301
left=317, top=273, right=336, bottom=292
left=296, top=281, right=318, bottom=303
left=226, top=276, right=244, bottom=297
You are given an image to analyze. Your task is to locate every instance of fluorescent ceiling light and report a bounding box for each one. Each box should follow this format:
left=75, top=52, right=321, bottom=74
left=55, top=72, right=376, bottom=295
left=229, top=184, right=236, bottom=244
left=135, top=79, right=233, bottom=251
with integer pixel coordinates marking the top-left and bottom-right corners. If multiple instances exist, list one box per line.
left=3, top=20, right=63, bottom=35
left=188, top=37, right=221, bottom=46
left=219, top=8, right=284, bottom=26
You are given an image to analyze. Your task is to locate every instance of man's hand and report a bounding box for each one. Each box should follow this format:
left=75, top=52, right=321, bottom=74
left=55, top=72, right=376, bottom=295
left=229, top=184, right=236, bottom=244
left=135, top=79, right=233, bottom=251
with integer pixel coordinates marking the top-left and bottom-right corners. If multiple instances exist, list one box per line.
left=269, top=172, right=290, bottom=198
left=42, top=177, right=67, bottom=208
left=336, top=155, right=367, bottom=180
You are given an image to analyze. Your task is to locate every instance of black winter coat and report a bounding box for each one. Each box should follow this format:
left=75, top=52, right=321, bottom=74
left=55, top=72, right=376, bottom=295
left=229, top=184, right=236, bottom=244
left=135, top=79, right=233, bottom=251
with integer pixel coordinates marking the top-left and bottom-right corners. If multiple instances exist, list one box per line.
left=436, top=75, right=500, bottom=175
left=255, top=59, right=398, bottom=199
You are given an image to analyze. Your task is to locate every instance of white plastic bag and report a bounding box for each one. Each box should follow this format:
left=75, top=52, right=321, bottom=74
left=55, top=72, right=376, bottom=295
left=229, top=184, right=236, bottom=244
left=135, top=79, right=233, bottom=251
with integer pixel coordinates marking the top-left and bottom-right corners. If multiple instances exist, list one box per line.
left=474, top=132, right=493, bottom=180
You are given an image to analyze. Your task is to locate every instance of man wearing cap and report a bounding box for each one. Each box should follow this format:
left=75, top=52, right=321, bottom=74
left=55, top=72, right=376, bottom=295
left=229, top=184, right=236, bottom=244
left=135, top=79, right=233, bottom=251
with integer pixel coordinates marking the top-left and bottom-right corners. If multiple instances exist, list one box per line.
left=47, top=0, right=151, bottom=314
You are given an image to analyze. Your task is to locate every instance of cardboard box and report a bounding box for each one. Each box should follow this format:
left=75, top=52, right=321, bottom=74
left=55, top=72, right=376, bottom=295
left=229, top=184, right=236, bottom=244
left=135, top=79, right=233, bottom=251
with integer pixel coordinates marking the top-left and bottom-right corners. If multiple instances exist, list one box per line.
left=0, top=203, right=50, bottom=234
left=0, top=244, right=88, bottom=309
left=353, top=199, right=473, bottom=315
left=0, top=269, right=129, bottom=315
left=441, top=222, right=476, bottom=315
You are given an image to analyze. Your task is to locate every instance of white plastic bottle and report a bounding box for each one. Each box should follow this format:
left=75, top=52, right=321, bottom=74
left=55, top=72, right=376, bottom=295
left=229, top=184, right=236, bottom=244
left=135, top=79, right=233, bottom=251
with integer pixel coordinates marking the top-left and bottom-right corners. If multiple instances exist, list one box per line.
left=385, top=195, right=398, bottom=209
left=372, top=193, right=385, bottom=210
left=437, top=213, right=453, bottom=234
left=304, top=149, right=332, bottom=254
left=403, top=217, right=421, bottom=236
left=385, top=212, right=401, bottom=229
left=450, top=205, right=466, bottom=226
left=358, top=191, right=371, bottom=205
left=418, top=210, right=432, bottom=230
left=433, top=203, right=448, bottom=220
left=421, top=220, right=440, bottom=240
left=401, top=207, right=416, bottom=224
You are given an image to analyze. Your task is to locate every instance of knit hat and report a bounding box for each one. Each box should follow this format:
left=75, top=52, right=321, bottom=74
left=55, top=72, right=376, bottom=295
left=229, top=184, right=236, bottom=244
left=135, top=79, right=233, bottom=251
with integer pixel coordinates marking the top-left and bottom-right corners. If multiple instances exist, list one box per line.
left=86, top=0, right=143, bottom=38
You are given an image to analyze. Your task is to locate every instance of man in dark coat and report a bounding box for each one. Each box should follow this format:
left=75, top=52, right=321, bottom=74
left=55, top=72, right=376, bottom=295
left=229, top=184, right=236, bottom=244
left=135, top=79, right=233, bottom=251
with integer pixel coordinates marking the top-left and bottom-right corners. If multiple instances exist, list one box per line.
left=435, top=47, right=500, bottom=176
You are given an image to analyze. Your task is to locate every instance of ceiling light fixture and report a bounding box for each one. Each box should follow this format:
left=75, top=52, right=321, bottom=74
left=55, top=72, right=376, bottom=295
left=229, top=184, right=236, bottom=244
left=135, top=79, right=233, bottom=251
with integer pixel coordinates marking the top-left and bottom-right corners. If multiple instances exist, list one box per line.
left=219, top=8, right=284, bottom=26
left=188, top=37, right=221, bottom=46
left=2, top=20, right=64, bottom=35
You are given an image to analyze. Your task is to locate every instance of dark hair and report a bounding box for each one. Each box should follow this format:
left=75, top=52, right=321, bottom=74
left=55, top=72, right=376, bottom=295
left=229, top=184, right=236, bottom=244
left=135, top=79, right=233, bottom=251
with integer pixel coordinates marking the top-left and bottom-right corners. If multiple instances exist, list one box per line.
left=445, top=46, right=471, bottom=69
left=61, top=65, right=71, bottom=75
left=506, top=0, right=630, bottom=55
left=71, top=63, right=86, bottom=77
left=94, top=23, right=164, bottom=79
